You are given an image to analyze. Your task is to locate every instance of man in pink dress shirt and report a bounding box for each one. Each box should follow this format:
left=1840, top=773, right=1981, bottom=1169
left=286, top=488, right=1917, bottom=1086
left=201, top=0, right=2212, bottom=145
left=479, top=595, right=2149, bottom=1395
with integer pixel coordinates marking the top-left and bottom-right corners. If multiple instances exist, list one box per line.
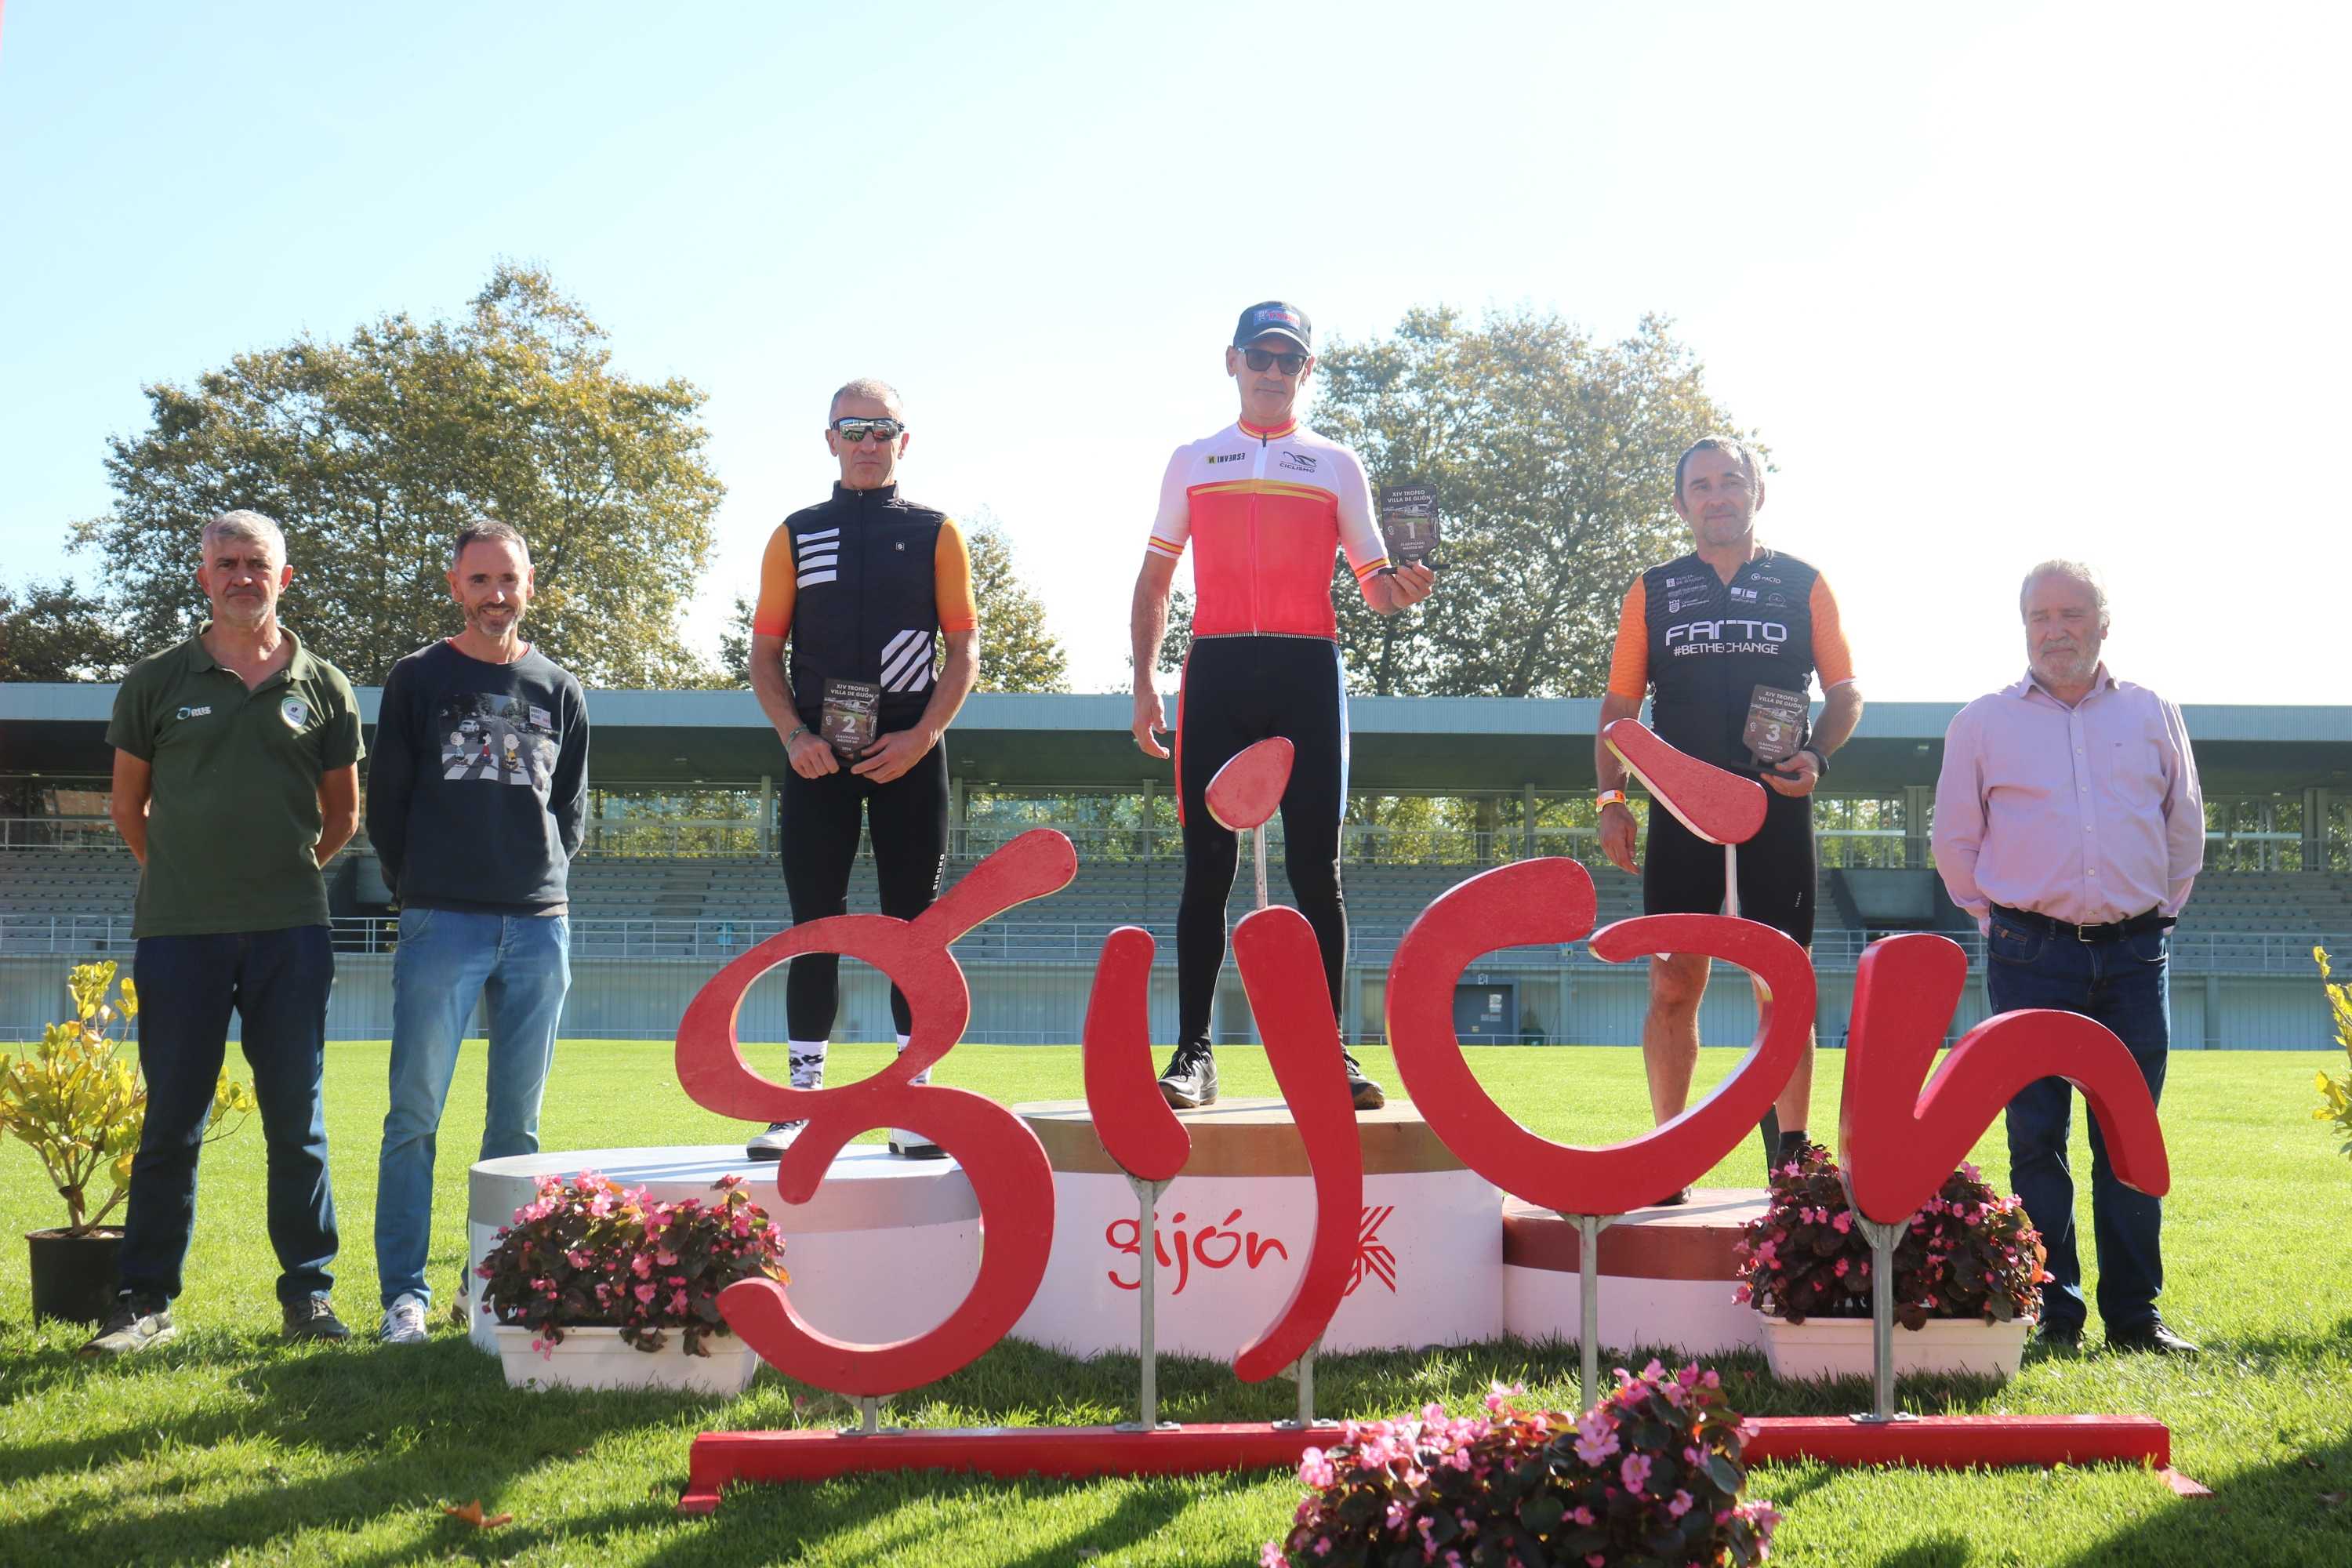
left=1932, top=561, right=2203, bottom=1356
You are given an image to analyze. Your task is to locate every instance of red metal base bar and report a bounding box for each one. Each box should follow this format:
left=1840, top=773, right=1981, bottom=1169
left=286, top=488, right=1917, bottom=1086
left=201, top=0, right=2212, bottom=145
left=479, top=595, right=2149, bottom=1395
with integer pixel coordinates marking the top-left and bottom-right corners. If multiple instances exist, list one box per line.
left=675, top=1414, right=2172, bottom=1513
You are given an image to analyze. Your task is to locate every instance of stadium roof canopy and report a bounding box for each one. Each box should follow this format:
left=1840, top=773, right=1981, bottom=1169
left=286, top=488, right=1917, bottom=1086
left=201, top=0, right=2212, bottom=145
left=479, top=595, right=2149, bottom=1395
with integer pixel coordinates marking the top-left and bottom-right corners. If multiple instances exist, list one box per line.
left=3, top=684, right=2348, bottom=797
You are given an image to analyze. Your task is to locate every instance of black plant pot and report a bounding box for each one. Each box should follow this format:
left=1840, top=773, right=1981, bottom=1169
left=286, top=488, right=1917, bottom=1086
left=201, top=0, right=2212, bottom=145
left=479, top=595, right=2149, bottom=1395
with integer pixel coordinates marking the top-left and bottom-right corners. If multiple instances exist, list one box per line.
left=27, top=1227, right=124, bottom=1325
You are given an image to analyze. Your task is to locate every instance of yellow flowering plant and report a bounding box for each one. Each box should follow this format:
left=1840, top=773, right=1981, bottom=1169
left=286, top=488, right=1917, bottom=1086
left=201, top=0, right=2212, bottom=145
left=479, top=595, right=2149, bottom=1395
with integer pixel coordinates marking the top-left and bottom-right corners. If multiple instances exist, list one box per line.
left=2314, top=947, right=2352, bottom=1160
left=0, top=960, right=258, bottom=1235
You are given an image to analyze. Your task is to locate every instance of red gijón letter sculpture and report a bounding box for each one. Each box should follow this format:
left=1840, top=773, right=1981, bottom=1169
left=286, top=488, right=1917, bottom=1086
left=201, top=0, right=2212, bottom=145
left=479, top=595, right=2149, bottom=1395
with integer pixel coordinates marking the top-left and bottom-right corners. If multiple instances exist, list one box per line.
left=1838, top=931, right=2169, bottom=1224
left=1386, top=858, right=1813, bottom=1214
left=673, top=829, right=1078, bottom=1396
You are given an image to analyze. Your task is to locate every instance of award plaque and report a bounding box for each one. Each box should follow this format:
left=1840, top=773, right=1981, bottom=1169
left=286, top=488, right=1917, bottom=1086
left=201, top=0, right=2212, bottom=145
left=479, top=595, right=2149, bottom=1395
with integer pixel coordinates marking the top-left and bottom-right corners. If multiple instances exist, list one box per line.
left=1743, top=684, right=1809, bottom=771
left=1378, top=481, right=1440, bottom=568
left=821, top=678, right=881, bottom=760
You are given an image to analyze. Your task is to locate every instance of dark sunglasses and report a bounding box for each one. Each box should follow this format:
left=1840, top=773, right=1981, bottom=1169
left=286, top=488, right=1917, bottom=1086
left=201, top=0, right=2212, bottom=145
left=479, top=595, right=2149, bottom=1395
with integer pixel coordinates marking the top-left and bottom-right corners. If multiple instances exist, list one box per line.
left=833, top=418, right=906, bottom=443
left=1243, top=347, right=1308, bottom=376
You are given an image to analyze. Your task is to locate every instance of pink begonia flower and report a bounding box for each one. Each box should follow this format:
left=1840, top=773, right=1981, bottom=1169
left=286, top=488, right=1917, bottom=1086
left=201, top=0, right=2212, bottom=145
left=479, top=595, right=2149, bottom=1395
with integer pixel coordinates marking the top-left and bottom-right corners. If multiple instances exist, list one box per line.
left=1572, top=1410, right=1620, bottom=1466
left=1385, top=1500, right=1411, bottom=1530
left=1313, top=1537, right=1331, bottom=1555
left=1621, top=1452, right=1653, bottom=1494
left=1835, top=1258, right=1850, bottom=1278
left=1258, top=1544, right=1287, bottom=1568
left=1587, top=1555, right=1606, bottom=1568
left=1298, top=1448, right=1335, bottom=1489
left=633, top=1283, right=657, bottom=1304
left=1733, top=1283, right=1754, bottom=1305
left=631, top=1254, right=654, bottom=1279
left=1670, top=1489, right=1694, bottom=1518
left=1833, top=1210, right=1854, bottom=1233
left=669, top=1290, right=689, bottom=1314
left=656, top=1249, right=678, bottom=1267
left=1570, top=1505, right=1595, bottom=1526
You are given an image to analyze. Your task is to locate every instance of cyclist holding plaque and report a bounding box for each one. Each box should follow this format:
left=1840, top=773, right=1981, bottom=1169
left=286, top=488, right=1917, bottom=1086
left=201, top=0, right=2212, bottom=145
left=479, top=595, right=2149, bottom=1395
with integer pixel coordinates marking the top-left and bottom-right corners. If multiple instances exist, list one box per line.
left=1129, top=301, right=1437, bottom=1112
left=742, top=378, right=979, bottom=1160
left=1592, top=437, right=1864, bottom=1180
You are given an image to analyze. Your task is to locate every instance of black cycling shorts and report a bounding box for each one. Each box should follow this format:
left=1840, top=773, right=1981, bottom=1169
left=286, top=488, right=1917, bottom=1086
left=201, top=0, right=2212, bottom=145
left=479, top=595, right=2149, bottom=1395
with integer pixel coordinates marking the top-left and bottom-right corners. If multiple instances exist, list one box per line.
left=777, top=735, right=948, bottom=1040
left=1172, top=634, right=1349, bottom=1043
left=1642, top=786, right=1815, bottom=948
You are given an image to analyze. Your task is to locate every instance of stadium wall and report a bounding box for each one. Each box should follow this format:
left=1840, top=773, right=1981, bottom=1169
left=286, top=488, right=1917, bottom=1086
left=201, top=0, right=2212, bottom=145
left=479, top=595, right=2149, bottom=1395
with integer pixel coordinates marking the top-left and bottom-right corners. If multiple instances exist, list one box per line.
left=2, top=951, right=2334, bottom=1051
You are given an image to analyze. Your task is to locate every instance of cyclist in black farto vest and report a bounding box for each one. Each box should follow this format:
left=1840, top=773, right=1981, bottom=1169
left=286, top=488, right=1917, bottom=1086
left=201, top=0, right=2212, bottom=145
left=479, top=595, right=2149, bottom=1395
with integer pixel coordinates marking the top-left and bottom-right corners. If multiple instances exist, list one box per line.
left=742, top=377, right=981, bottom=1162
left=1592, top=437, right=1865, bottom=1195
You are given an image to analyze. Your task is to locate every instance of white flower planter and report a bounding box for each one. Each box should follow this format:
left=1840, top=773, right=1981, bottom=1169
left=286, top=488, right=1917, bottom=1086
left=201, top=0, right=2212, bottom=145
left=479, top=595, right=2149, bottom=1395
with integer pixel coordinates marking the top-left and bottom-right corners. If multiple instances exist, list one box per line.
left=1759, top=1314, right=2032, bottom=1383
left=493, top=1324, right=760, bottom=1396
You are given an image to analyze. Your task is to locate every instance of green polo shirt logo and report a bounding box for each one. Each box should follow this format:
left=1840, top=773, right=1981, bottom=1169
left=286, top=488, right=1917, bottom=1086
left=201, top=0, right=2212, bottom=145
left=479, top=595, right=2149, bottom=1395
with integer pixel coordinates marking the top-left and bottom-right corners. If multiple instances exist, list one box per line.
left=281, top=695, right=310, bottom=728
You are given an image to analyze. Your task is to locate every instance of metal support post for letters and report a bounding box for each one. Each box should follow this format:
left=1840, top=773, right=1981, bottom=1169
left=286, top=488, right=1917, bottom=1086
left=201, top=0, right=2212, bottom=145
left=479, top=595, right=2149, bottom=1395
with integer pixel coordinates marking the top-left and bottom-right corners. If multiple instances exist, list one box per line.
left=1253, top=822, right=1269, bottom=912
left=1850, top=1216, right=1915, bottom=1425
left=1570, top=1212, right=1621, bottom=1411
left=1273, top=1341, right=1334, bottom=1430
left=1115, top=1174, right=1178, bottom=1432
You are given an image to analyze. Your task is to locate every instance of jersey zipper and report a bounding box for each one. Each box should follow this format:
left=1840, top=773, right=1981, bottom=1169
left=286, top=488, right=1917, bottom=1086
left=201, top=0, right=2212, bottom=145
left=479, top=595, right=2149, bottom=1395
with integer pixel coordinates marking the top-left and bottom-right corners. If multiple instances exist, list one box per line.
left=1248, top=426, right=1270, bottom=634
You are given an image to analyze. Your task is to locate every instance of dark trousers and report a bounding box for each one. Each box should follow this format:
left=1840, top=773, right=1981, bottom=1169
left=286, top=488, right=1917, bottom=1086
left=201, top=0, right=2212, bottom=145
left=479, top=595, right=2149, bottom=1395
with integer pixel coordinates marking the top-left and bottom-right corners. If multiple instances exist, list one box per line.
left=1174, top=636, right=1349, bottom=1045
left=119, top=925, right=339, bottom=1306
left=777, top=737, right=948, bottom=1040
left=1987, top=909, right=2171, bottom=1334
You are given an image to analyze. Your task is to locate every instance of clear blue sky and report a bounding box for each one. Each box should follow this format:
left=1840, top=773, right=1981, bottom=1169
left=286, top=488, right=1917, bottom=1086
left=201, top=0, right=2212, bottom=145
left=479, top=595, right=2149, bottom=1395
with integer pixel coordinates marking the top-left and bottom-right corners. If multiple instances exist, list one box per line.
left=3, top=2, right=2343, bottom=702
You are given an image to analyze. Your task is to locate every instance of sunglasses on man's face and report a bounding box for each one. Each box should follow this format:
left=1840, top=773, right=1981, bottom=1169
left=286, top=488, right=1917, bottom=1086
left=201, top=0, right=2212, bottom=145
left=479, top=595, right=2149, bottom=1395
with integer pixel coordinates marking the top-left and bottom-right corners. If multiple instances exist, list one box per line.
left=1243, top=347, right=1308, bottom=376
left=833, top=418, right=906, bottom=443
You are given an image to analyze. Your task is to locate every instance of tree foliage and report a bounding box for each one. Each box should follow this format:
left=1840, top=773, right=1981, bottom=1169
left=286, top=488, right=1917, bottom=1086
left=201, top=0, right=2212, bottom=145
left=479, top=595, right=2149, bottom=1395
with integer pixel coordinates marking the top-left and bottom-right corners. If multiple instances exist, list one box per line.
left=964, top=506, right=1069, bottom=693
left=0, top=578, right=126, bottom=681
left=74, top=266, right=724, bottom=685
left=1313, top=307, right=1757, bottom=696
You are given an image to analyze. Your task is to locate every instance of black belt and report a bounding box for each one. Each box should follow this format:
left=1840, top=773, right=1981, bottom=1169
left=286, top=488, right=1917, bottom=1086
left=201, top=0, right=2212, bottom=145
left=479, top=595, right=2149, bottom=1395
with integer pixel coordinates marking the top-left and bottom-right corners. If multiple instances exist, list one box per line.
left=1989, top=904, right=2173, bottom=944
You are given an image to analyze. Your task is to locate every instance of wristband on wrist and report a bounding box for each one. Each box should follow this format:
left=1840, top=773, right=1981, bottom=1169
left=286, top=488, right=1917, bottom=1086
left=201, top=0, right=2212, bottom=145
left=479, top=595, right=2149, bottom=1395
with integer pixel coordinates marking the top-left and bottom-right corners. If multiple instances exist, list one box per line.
left=1801, top=746, right=1828, bottom=777
left=786, top=724, right=809, bottom=747
left=1597, top=789, right=1629, bottom=810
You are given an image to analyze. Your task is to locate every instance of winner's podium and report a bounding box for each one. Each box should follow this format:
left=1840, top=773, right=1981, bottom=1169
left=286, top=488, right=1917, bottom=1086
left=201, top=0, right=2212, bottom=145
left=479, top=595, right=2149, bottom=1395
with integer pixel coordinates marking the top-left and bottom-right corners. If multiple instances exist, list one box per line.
left=1011, top=1096, right=1502, bottom=1359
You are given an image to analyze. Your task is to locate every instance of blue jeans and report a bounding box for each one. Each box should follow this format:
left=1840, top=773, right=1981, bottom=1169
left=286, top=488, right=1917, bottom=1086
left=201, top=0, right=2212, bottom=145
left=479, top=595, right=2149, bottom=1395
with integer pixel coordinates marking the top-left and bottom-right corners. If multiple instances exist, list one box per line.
left=1987, top=909, right=2171, bottom=1335
left=375, top=907, right=570, bottom=1309
left=120, top=926, right=339, bottom=1307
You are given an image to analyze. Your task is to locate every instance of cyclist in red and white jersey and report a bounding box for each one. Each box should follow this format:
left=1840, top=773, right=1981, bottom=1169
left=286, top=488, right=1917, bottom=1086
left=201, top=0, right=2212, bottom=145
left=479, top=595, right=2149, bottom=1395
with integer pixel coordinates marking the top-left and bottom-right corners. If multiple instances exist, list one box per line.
left=1129, top=301, right=1436, bottom=1112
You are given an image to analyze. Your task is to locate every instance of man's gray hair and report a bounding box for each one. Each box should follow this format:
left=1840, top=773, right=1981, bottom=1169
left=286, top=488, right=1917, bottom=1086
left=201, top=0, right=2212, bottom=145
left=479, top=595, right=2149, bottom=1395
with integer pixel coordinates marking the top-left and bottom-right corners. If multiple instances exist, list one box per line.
left=2020, top=559, right=2109, bottom=623
left=829, top=376, right=905, bottom=423
left=451, top=519, right=530, bottom=568
left=1673, top=436, right=1763, bottom=503
left=201, top=509, right=287, bottom=563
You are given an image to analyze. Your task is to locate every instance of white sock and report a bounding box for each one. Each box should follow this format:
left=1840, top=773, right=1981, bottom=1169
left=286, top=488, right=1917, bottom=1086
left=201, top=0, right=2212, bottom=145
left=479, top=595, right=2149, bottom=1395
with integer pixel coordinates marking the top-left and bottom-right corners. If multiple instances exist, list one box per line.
left=897, top=1033, right=928, bottom=1087
left=787, top=1040, right=826, bottom=1093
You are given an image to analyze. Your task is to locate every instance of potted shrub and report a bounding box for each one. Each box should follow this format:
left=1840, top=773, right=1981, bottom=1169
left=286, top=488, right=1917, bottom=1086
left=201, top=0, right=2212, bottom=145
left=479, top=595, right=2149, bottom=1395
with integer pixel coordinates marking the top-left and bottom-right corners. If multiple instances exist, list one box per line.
left=1264, top=1363, right=1780, bottom=1567
left=476, top=1171, right=786, bottom=1395
left=0, top=962, right=256, bottom=1324
left=1734, top=1142, right=2045, bottom=1382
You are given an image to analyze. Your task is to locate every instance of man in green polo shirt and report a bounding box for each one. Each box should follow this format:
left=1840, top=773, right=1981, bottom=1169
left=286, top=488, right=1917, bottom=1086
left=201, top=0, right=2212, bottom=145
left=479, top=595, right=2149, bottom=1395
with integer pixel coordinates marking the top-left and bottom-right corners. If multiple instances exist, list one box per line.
left=81, top=510, right=365, bottom=1357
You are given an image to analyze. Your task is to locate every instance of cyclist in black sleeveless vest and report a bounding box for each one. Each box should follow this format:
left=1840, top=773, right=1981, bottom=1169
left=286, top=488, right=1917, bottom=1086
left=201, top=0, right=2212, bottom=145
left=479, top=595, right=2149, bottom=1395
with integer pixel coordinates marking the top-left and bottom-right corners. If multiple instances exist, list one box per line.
left=1594, top=437, right=1864, bottom=1190
left=742, top=378, right=980, bottom=1161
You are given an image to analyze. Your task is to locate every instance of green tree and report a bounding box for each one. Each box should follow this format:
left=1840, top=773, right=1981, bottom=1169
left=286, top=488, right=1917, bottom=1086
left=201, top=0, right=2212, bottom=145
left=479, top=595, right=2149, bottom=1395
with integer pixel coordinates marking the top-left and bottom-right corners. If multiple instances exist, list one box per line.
left=1156, top=587, right=1195, bottom=677
left=0, top=578, right=127, bottom=681
left=964, top=506, right=1069, bottom=693
left=714, top=593, right=757, bottom=688
left=74, top=265, right=724, bottom=685
left=1314, top=307, right=1756, bottom=696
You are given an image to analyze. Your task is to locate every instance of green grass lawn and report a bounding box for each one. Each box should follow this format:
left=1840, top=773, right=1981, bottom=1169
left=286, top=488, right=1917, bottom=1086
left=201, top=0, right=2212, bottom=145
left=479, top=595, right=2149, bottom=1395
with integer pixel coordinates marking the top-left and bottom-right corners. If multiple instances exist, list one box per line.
left=3, top=1040, right=2349, bottom=1566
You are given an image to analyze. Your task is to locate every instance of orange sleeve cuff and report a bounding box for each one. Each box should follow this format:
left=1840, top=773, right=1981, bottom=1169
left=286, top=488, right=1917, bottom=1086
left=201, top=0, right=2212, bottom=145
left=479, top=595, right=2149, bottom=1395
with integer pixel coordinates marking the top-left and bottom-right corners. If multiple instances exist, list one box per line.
left=1605, top=578, right=1649, bottom=699
left=1811, top=575, right=1855, bottom=688
left=751, top=524, right=796, bottom=638
left=935, top=520, right=979, bottom=633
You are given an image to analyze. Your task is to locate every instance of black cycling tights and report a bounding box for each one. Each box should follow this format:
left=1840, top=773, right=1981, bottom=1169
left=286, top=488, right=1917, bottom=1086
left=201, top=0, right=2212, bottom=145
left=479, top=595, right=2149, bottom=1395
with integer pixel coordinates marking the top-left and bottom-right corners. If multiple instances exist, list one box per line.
left=778, top=737, right=948, bottom=1040
left=1174, top=635, right=1348, bottom=1045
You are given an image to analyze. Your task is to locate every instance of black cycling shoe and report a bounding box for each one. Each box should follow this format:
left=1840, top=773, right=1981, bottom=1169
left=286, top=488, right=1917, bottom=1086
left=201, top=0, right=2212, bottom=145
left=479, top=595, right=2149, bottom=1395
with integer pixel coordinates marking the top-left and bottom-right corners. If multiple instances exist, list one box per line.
left=1341, top=1051, right=1386, bottom=1111
left=1157, top=1040, right=1218, bottom=1109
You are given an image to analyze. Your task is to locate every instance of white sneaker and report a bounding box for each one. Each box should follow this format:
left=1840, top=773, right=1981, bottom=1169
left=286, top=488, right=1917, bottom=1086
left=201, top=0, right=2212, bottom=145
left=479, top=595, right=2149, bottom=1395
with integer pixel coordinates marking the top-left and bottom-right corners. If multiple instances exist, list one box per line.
left=888, top=1131, right=946, bottom=1160
left=379, top=1292, right=430, bottom=1345
left=746, top=1120, right=806, bottom=1160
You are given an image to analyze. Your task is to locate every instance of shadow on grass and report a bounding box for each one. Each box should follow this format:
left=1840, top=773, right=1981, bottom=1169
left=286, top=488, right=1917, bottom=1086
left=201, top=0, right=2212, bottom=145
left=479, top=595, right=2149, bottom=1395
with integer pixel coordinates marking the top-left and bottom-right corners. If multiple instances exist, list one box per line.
left=2057, top=1432, right=2352, bottom=1568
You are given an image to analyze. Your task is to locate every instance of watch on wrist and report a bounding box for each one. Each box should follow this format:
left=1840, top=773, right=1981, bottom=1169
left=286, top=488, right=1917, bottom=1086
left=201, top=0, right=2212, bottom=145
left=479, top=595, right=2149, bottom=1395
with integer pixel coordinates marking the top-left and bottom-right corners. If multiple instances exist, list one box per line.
left=786, top=724, right=809, bottom=747
left=1802, top=746, right=1828, bottom=777
left=1597, top=789, right=1629, bottom=810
